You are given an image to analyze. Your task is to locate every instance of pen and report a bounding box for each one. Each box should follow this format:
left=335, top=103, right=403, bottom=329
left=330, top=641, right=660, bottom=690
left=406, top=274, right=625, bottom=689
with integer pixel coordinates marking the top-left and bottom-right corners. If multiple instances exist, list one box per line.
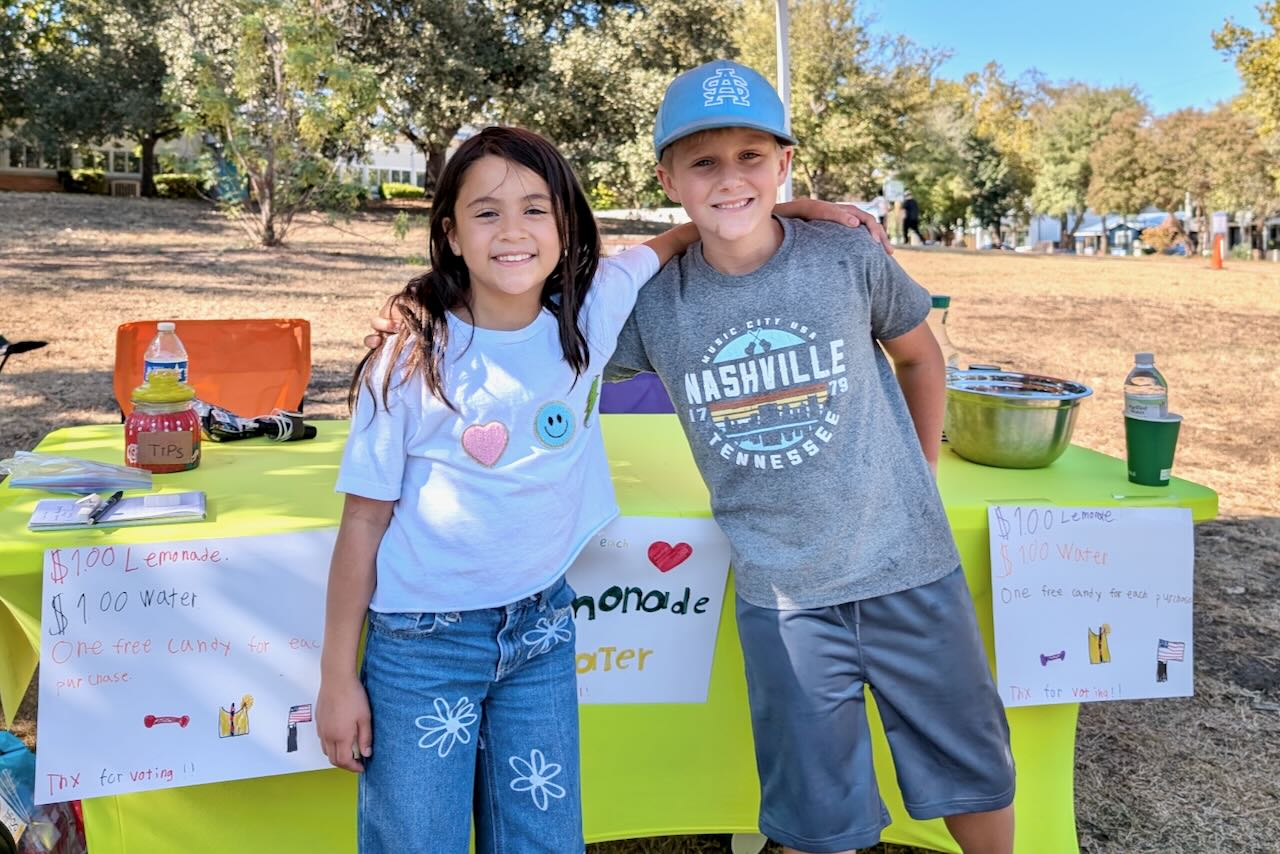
left=88, top=490, right=124, bottom=525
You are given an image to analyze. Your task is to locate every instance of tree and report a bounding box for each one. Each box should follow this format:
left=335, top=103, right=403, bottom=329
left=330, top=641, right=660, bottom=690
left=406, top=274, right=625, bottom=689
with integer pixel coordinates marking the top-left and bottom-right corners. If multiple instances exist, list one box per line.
left=1202, top=106, right=1280, bottom=252
left=892, top=80, right=969, bottom=239
left=347, top=1, right=649, bottom=195
left=166, top=0, right=379, bottom=246
left=961, top=131, right=1021, bottom=243
left=511, top=0, right=737, bottom=206
left=1214, top=0, right=1280, bottom=250
left=1215, top=2, right=1280, bottom=136
left=1029, top=83, right=1143, bottom=247
left=736, top=0, right=941, bottom=200
left=1140, top=108, right=1222, bottom=253
left=15, top=0, right=181, bottom=196
left=964, top=63, right=1038, bottom=230
left=1086, top=107, right=1151, bottom=222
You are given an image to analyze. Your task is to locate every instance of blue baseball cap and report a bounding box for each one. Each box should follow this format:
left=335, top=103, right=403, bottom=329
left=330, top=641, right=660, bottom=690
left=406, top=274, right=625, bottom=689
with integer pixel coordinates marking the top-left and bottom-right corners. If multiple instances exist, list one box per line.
left=653, top=60, right=797, bottom=159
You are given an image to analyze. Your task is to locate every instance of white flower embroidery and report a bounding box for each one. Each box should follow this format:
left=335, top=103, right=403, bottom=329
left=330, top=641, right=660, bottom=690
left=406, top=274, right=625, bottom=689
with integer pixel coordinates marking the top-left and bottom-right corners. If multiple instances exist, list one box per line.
left=509, top=749, right=566, bottom=811
left=521, top=613, right=572, bottom=659
left=415, top=696, right=478, bottom=757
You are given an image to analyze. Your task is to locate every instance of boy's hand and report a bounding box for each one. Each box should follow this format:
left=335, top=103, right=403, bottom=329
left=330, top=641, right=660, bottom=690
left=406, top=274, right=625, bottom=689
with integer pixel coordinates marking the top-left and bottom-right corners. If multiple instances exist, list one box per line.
left=775, top=198, right=894, bottom=255
left=316, top=675, right=373, bottom=772
left=364, top=294, right=403, bottom=349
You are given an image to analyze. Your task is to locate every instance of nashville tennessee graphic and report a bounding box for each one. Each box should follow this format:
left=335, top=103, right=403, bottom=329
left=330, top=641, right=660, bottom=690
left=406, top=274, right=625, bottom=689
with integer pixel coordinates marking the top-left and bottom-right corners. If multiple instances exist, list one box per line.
left=685, top=322, right=847, bottom=467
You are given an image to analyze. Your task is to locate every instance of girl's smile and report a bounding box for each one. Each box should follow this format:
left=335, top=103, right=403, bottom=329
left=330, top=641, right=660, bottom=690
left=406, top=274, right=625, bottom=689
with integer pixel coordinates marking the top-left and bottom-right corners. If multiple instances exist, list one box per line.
left=445, top=155, right=562, bottom=330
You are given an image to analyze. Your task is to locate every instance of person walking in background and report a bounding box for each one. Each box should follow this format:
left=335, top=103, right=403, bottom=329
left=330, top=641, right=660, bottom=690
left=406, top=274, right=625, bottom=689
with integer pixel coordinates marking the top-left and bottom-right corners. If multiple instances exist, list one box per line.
left=903, top=189, right=926, bottom=244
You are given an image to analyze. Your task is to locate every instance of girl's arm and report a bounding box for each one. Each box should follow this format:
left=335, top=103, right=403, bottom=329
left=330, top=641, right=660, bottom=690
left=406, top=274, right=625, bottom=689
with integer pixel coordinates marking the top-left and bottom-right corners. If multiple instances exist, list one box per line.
left=316, top=493, right=393, bottom=772
left=776, top=198, right=893, bottom=252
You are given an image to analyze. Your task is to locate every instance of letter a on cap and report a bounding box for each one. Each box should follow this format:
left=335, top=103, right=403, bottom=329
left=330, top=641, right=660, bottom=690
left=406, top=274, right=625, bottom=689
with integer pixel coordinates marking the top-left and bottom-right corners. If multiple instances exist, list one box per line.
left=702, top=67, right=751, bottom=107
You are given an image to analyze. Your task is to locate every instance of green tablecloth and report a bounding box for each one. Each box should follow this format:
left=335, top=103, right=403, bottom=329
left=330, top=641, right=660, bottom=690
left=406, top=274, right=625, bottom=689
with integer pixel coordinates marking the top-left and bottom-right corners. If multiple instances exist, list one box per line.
left=0, top=418, right=1217, bottom=853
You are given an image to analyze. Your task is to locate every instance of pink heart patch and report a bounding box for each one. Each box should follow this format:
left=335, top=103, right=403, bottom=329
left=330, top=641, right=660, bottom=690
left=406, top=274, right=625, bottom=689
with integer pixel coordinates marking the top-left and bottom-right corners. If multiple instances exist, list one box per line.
left=461, top=421, right=508, bottom=467
left=647, top=541, right=693, bottom=572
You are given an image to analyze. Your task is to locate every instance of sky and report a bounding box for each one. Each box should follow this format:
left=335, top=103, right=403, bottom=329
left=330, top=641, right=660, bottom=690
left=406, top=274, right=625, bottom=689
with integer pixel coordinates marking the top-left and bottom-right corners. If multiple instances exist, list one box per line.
left=862, top=0, right=1261, bottom=115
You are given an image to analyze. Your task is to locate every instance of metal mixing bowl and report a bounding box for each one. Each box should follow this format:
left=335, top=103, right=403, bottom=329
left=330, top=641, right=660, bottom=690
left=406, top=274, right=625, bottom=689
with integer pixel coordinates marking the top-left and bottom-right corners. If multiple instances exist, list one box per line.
left=944, top=370, right=1093, bottom=468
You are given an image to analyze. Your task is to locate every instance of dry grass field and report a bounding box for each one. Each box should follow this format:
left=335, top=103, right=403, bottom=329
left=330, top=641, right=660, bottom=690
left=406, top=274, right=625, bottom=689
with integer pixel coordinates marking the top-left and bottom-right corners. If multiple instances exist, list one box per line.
left=1, top=192, right=1277, bottom=854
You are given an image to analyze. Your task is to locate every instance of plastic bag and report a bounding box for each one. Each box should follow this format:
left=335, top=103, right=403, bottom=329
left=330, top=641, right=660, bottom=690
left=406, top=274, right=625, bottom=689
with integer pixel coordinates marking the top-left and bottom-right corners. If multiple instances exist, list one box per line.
left=0, top=733, right=86, bottom=854
left=0, top=452, right=152, bottom=495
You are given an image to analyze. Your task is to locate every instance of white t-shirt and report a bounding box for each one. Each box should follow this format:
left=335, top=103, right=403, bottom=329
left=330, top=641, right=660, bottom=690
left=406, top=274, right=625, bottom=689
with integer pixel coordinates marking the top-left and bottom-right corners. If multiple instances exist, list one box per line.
left=336, top=246, right=659, bottom=613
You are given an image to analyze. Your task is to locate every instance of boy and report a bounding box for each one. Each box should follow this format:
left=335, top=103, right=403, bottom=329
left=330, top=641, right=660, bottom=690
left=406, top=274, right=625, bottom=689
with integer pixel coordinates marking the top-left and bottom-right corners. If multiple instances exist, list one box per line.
left=604, top=60, right=1015, bottom=854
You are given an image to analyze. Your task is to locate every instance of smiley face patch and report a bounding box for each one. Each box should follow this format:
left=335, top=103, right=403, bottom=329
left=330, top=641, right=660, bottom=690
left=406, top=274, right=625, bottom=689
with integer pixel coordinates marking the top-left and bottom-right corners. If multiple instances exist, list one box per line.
left=534, top=401, right=575, bottom=449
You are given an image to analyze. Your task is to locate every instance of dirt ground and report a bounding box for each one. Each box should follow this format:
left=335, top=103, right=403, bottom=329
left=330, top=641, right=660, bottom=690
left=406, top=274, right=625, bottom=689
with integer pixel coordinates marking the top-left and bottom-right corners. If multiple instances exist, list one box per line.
left=1, top=193, right=1277, bottom=853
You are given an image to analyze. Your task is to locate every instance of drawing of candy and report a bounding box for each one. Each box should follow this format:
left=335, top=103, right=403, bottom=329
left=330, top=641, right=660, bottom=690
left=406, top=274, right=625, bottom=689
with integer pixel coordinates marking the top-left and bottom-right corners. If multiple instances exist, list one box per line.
left=647, top=541, right=693, bottom=572
left=1039, top=650, right=1066, bottom=666
left=143, top=714, right=191, bottom=728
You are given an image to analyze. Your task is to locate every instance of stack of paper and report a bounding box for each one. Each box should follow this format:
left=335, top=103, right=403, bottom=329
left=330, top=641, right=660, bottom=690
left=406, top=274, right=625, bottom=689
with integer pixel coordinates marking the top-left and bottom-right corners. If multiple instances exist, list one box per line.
left=28, top=492, right=207, bottom=531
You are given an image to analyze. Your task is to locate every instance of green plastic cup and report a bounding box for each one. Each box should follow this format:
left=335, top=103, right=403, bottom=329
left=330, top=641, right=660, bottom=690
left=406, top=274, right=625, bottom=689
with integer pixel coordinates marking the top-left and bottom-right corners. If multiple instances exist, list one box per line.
left=1124, top=413, right=1182, bottom=486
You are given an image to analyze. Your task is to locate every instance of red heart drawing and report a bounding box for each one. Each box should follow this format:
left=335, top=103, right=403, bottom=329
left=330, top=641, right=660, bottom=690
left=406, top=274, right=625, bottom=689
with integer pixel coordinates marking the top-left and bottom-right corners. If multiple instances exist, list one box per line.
left=647, top=541, right=693, bottom=572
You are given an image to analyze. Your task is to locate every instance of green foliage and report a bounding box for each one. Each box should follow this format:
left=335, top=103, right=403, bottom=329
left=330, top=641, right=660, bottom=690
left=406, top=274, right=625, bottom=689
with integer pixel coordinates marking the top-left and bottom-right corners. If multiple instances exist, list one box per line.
left=66, top=167, right=108, bottom=194
left=171, top=0, right=380, bottom=245
left=391, top=210, right=429, bottom=241
left=588, top=182, right=619, bottom=211
left=379, top=181, right=425, bottom=200
left=9, top=0, right=183, bottom=196
left=737, top=0, right=942, bottom=201
left=504, top=0, right=736, bottom=208
left=153, top=173, right=207, bottom=199
left=1030, top=83, right=1143, bottom=234
left=349, top=0, right=603, bottom=194
left=1085, top=106, right=1151, bottom=216
left=1215, top=3, right=1280, bottom=137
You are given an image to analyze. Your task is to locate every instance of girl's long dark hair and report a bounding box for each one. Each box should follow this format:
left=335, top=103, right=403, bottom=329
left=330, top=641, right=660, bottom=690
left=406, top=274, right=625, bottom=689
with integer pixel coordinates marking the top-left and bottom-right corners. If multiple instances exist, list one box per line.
left=349, top=126, right=601, bottom=412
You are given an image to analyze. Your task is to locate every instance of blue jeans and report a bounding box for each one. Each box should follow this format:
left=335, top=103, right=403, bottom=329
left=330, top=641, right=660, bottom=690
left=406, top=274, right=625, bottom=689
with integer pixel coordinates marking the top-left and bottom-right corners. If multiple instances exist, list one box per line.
left=358, top=576, right=583, bottom=854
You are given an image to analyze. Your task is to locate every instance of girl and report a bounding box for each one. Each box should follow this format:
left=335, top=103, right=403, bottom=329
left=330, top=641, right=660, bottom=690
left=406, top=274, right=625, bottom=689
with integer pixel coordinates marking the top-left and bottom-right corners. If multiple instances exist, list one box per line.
left=319, top=126, right=878, bottom=854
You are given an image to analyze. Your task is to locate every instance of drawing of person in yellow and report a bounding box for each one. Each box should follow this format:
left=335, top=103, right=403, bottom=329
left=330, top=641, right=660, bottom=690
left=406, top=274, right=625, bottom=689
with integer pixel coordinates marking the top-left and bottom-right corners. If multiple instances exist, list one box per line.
left=218, top=694, right=254, bottom=738
left=1088, top=624, right=1112, bottom=664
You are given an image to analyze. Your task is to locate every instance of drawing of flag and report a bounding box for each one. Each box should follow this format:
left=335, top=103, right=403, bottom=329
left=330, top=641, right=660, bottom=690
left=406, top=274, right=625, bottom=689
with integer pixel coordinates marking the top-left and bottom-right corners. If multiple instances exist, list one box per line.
left=1157, top=639, right=1185, bottom=662
left=288, top=704, right=313, bottom=723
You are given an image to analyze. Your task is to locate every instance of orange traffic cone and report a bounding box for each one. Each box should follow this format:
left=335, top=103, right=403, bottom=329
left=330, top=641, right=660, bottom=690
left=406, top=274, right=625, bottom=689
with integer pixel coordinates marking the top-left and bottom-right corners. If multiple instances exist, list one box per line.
left=1211, top=234, right=1224, bottom=270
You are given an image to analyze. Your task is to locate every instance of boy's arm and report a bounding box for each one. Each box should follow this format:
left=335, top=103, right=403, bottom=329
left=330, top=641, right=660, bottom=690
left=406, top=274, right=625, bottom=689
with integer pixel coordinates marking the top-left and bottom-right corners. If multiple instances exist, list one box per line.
left=640, top=201, right=889, bottom=266
left=880, top=323, right=946, bottom=473
left=317, top=494, right=392, bottom=772
left=366, top=201, right=890, bottom=344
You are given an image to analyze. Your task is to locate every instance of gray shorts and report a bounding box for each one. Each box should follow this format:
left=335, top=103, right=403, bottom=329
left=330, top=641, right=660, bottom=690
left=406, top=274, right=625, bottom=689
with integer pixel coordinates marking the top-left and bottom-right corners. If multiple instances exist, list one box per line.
left=735, top=566, right=1015, bottom=853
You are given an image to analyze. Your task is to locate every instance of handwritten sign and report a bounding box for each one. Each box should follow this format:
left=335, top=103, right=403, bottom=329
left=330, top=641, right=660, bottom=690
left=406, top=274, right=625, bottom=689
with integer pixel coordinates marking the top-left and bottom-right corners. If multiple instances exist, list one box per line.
left=36, top=518, right=730, bottom=802
left=35, top=530, right=336, bottom=804
left=988, top=506, right=1194, bottom=708
left=566, top=516, right=730, bottom=704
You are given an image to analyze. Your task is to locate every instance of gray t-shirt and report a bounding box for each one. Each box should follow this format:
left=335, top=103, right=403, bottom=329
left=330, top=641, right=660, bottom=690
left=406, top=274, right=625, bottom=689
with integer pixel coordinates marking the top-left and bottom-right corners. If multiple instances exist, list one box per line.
left=607, top=217, right=960, bottom=609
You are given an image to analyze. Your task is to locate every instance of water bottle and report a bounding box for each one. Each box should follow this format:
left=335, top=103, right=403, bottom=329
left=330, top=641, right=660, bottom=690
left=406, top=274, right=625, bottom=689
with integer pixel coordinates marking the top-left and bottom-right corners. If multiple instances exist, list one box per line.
left=927, top=294, right=963, bottom=375
left=1123, top=352, right=1168, bottom=418
left=143, top=321, right=188, bottom=383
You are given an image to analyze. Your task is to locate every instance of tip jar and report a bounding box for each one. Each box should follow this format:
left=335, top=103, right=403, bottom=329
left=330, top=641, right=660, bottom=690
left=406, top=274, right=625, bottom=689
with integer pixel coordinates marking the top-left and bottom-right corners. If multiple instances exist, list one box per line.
left=125, top=369, right=201, bottom=473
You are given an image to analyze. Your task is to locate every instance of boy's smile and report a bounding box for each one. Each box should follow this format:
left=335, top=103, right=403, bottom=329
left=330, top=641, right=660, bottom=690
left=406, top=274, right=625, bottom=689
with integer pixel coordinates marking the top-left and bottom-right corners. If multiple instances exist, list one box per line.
left=657, top=128, right=793, bottom=274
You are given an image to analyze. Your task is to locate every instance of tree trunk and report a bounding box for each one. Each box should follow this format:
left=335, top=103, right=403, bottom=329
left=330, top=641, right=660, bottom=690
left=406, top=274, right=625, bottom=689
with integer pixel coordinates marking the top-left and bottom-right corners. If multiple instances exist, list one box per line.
left=1059, top=212, right=1070, bottom=250
left=139, top=136, right=158, bottom=198
left=1099, top=215, right=1109, bottom=256
left=425, top=143, right=448, bottom=196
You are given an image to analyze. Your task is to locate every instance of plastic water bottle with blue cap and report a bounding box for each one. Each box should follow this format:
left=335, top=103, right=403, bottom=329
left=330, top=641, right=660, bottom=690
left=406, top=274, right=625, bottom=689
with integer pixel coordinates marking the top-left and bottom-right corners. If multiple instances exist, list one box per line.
left=143, top=321, right=188, bottom=383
